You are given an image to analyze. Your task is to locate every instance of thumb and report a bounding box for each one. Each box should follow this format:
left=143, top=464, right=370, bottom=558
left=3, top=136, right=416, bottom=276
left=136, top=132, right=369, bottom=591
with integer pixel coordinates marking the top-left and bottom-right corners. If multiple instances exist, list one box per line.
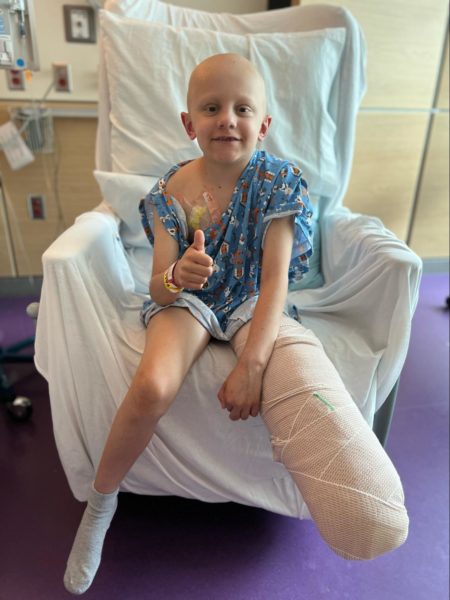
left=192, top=229, right=205, bottom=252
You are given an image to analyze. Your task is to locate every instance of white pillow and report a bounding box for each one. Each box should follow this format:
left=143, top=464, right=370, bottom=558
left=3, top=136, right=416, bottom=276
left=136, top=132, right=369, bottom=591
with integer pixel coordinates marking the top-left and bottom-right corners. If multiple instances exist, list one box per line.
left=100, top=10, right=346, bottom=197
left=94, top=170, right=157, bottom=249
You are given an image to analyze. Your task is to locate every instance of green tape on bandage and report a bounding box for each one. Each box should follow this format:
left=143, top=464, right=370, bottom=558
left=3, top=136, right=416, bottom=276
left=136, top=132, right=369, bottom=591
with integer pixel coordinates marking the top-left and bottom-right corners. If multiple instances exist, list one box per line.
left=313, top=392, right=335, bottom=411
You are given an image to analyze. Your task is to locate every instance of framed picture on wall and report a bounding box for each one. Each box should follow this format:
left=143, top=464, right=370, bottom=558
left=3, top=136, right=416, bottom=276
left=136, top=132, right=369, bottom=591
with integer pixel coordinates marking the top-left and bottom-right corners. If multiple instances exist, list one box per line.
left=63, top=5, right=96, bottom=43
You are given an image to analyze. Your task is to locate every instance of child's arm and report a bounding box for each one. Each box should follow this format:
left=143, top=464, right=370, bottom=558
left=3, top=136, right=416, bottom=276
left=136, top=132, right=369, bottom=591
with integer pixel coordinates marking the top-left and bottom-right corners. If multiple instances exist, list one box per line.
left=218, top=216, right=295, bottom=420
left=150, top=207, right=213, bottom=306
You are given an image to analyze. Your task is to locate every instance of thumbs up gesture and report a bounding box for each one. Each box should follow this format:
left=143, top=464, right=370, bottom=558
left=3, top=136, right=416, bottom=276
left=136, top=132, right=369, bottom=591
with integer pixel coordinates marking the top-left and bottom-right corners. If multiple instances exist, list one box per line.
left=174, top=229, right=213, bottom=290
left=192, top=229, right=206, bottom=252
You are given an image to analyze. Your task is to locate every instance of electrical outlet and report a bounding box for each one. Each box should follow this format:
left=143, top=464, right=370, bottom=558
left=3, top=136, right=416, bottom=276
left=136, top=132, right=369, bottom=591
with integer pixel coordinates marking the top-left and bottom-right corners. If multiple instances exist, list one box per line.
left=27, top=195, right=46, bottom=220
left=6, top=69, right=25, bottom=91
left=52, top=62, right=73, bottom=92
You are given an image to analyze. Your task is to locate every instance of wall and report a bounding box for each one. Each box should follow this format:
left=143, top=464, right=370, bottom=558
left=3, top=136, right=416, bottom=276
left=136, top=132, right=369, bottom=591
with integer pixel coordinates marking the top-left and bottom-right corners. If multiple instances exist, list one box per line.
left=0, top=105, right=101, bottom=276
left=299, top=0, right=449, bottom=259
left=0, top=0, right=448, bottom=279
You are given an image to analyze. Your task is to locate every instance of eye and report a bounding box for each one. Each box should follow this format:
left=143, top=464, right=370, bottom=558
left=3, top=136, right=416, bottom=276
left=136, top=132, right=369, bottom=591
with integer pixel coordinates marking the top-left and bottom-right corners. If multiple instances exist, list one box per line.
left=204, top=105, right=218, bottom=114
left=237, top=105, right=253, bottom=115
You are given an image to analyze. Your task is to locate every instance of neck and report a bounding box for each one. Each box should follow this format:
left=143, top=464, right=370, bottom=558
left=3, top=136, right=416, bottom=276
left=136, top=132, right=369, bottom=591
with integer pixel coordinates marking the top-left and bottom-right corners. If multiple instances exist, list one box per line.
left=198, top=155, right=252, bottom=190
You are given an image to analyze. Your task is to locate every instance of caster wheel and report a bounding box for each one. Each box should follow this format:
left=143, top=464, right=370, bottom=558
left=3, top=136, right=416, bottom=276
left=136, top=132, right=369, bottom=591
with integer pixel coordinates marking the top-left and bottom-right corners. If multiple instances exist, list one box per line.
left=6, top=396, right=33, bottom=421
left=26, top=302, right=40, bottom=319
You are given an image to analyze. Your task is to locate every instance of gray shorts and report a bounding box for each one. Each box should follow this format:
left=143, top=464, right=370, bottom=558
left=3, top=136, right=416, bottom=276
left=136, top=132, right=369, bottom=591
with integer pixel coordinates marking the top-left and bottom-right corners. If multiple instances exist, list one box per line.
left=141, top=292, right=294, bottom=341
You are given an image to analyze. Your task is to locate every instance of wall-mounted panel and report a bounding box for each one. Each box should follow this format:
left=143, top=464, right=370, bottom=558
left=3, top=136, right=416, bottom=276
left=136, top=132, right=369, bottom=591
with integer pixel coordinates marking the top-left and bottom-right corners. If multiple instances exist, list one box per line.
left=343, top=112, right=428, bottom=241
left=409, top=114, right=449, bottom=258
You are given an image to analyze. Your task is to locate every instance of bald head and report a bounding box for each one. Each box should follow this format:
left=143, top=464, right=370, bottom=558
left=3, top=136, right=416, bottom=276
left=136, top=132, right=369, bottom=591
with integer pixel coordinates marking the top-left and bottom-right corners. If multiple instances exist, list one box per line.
left=187, top=53, right=267, bottom=113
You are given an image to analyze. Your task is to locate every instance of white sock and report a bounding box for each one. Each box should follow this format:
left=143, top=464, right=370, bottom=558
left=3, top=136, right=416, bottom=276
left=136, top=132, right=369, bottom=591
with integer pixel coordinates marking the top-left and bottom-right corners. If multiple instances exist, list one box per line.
left=64, top=483, right=118, bottom=595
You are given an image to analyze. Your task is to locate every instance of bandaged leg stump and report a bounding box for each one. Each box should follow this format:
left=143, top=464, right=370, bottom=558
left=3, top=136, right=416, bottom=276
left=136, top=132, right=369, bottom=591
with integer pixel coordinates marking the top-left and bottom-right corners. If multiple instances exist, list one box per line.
left=232, top=316, right=409, bottom=560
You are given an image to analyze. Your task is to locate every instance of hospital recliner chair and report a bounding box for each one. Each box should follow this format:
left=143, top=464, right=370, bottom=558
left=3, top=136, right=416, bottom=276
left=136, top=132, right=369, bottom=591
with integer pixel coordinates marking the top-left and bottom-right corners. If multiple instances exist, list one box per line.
left=34, top=0, right=421, bottom=522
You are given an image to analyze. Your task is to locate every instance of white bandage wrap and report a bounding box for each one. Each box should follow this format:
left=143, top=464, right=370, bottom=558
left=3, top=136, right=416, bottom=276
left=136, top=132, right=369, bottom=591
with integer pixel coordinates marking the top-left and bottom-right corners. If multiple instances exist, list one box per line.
left=232, top=316, right=409, bottom=560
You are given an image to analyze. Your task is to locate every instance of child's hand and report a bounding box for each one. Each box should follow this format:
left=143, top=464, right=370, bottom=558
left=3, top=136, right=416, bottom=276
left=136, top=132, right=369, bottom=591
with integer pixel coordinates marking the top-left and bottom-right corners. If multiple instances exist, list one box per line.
left=218, top=362, right=263, bottom=421
left=175, top=230, right=213, bottom=290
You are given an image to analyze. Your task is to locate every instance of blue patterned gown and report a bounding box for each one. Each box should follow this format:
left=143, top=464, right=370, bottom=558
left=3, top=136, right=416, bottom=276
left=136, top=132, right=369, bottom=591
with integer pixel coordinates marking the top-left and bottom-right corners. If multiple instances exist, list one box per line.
left=139, top=150, right=313, bottom=340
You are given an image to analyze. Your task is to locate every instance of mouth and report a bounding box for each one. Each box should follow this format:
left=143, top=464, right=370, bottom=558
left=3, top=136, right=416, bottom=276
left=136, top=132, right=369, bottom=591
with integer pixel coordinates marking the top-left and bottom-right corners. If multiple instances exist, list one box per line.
left=212, top=136, right=241, bottom=142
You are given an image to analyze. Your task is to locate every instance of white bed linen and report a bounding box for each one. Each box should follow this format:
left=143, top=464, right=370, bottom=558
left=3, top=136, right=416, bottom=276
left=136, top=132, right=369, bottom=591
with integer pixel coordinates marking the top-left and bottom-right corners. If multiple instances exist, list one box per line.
left=34, top=1, right=422, bottom=511
left=101, top=10, right=346, bottom=198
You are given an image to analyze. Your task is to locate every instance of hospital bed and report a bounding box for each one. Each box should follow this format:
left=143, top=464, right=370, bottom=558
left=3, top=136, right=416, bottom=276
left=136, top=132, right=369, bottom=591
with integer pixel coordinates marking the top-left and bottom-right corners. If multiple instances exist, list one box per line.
left=34, top=0, right=422, bottom=518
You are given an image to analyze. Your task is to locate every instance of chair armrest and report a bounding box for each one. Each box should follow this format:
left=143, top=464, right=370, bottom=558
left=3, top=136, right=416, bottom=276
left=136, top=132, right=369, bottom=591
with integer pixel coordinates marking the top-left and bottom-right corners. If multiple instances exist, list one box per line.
left=319, top=207, right=422, bottom=409
left=321, top=207, right=422, bottom=289
left=41, top=207, right=135, bottom=297
left=35, top=207, right=140, bottom=387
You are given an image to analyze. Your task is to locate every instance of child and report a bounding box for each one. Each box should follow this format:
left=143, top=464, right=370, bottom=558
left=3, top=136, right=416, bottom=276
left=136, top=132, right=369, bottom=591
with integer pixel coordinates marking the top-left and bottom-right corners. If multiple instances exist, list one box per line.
left=64, top=53, right=409, bottom=595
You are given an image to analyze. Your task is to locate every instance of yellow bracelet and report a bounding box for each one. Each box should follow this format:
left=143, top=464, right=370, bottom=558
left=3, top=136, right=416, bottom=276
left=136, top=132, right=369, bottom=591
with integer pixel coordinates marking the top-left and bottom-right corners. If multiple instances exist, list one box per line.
left=163, top=263, right=183, bottom=294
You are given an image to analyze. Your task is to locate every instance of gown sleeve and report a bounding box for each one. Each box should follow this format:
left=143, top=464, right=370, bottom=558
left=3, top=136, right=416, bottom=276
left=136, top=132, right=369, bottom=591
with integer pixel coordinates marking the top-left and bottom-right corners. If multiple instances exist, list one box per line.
left=138, top=174, right=188, bottom=253
left=262, top=160, right=314, bottom=283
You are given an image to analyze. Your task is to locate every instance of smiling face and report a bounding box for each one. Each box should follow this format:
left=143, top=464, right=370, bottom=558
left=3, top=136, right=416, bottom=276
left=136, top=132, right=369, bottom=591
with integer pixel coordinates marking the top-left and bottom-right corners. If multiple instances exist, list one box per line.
left=181, top=54, right=271, bottom=170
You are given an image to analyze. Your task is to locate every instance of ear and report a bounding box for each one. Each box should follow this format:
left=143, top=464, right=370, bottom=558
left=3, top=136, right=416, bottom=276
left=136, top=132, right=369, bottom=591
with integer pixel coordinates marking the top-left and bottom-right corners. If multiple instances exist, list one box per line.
left=258, top=115, right=272, bottom=141
left=181, top=112, right=197, bottom=140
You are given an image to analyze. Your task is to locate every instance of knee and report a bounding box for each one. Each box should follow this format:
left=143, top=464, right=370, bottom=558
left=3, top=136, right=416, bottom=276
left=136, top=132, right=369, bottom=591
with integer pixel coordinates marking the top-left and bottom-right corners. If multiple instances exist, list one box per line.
left=129, top=372, right=175, bottom=421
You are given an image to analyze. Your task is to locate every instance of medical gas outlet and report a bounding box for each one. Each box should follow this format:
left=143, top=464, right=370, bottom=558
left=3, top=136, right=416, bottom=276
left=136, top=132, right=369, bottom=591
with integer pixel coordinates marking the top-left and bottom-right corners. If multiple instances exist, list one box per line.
left=52, top=62, right=72, bottom=92
left=6, top=67, right=25, bottom=89
left=27, top=194, right=45, bottom=220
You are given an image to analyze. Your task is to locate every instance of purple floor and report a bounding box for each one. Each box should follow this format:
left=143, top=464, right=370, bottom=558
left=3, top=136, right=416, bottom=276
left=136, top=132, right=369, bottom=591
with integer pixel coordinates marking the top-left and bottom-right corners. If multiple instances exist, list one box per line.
left=0, top=273, right=448, bottom=600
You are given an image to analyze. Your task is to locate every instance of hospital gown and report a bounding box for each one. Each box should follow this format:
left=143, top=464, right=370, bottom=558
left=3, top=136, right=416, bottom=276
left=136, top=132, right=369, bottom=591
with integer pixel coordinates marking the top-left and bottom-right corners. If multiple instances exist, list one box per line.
left=139, top=150, right=313, bottom=340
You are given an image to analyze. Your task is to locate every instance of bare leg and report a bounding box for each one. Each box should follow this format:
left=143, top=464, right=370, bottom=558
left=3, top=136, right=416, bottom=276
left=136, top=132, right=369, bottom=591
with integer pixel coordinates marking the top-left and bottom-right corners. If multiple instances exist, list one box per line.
left=64, top=308, right=210, bottom=594
left=94, top=307, right=210, bottom=493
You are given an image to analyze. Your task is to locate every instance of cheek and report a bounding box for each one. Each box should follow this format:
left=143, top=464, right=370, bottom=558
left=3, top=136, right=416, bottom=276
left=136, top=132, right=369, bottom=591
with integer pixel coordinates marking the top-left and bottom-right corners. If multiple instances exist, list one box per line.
left=199, top=122, right=216, bottom=138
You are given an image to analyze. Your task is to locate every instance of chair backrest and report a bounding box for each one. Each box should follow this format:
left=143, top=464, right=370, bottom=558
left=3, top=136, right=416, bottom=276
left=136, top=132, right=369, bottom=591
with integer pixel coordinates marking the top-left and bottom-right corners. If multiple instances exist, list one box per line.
left=98, top=0, right=366, bottom=213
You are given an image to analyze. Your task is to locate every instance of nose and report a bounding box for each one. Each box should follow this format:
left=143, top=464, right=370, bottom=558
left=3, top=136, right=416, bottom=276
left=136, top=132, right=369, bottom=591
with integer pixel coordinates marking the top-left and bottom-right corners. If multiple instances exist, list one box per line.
left=217, top=107, right=236, bottom=129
